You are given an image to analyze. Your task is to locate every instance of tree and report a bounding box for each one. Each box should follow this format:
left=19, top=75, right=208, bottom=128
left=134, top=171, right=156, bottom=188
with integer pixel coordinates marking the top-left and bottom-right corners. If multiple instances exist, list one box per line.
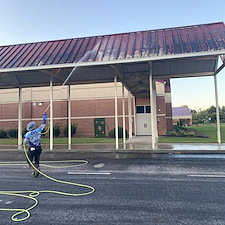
left=220, top=106, right=225, bottom=123
left=181, top=105, right=189, bottom=108
left=206, top=106, right=216, bottom=114
left=63, top=123, right=77, bottom=137
left=53, top=123, right=61, bottom=137
left=190, top=109, right=197, bottom=114
left=191, top=105, right=225, bottom=124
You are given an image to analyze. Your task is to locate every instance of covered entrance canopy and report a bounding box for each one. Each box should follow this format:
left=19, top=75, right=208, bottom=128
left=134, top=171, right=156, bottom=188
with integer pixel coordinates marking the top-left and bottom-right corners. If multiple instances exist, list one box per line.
left=0, top=22, right=225, bottom=149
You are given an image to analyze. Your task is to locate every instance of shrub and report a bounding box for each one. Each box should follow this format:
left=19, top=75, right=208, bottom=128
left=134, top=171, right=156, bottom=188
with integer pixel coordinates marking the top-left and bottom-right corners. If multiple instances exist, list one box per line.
left=53, top=123, right=61, bottom=137
left=178, top=130, right=186, bottom=136
left=183, top=127, right=188, bottom=131
left=188, top=132, right=195, bottom=136
left=173, top=125, right=179, bottom=132
left=108, top=127, right=128, bottom=138
left=0, top=129, right=7, bottom=138
left=63, top=123, right=77, bottom=137
left=170, top=131, right=177, bottom=136
left=8, top=128, right=18, bottom=138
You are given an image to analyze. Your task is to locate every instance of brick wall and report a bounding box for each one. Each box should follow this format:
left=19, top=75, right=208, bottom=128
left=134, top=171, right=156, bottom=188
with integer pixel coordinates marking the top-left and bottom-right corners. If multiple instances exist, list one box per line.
left=0, top=82, right=172, bottom=137
left=0, top=98, right=132, bottom=137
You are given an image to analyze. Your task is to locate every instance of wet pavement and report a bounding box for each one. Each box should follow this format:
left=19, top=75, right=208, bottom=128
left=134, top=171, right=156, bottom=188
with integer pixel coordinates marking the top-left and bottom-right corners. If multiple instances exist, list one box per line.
left=1, top=142, right=225, bottom=152
left=0, top=136, right=225, bottom=161
left=2, top=153, right=225, bottom=224
left=1, top=137, right=225, bottom=224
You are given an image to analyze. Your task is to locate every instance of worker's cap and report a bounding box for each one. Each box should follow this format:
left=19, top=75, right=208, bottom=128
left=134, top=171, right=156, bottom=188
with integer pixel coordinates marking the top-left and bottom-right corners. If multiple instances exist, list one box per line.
left=27, top=122, right=36, bottom=131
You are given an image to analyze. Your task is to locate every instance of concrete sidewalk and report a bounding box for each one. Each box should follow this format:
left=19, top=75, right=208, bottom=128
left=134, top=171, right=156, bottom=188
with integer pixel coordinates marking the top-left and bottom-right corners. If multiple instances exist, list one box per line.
left=0, top=136, right=225, bottom=156
left=125, top=136, right=225, bottom=152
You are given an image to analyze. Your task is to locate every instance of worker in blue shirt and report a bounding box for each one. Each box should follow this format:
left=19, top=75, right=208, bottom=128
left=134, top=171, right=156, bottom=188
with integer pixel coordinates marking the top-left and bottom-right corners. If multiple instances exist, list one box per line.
left=24, top=112, right=47, bottom=178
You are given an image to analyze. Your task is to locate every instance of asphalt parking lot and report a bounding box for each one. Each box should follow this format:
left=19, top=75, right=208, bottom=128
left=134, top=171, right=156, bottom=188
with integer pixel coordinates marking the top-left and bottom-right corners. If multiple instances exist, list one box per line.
left=2, top=148, right=225, bottom=225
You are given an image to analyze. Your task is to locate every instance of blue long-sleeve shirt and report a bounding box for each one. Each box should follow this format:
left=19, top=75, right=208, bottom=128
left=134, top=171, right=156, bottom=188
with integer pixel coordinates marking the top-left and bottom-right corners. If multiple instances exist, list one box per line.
left=24, top=124, right=45, bottom=147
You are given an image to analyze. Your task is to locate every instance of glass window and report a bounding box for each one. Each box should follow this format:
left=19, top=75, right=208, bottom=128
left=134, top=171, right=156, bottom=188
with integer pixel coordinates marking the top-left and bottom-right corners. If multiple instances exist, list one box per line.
left=136, top=106, right=144, bottom=113
left=146, top=106, right=151, bottom=113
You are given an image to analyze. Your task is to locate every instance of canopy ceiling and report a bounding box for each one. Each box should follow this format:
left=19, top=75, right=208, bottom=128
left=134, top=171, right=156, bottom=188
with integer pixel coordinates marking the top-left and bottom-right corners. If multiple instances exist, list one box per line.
left=0, top=22, right=225, bottom=96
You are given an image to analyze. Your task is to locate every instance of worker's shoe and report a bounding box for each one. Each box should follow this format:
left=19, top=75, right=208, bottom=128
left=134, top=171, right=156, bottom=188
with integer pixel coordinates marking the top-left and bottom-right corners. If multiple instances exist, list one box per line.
left=31, top=164, right=40, bottom=178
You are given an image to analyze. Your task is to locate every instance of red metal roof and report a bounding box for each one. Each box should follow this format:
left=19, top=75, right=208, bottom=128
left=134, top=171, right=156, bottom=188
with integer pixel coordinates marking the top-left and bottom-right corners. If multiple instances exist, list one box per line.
left=0, top=22, right=225, bottom=70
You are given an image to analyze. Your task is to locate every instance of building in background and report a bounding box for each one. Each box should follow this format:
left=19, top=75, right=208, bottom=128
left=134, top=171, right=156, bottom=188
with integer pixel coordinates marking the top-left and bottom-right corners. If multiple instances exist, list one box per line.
left=172, top=107, right=192, bottom=126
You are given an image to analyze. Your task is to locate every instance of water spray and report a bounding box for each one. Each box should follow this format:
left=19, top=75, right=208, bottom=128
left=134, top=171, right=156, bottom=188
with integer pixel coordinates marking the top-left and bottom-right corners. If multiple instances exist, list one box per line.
left=44, top=41, right=100, bottom=113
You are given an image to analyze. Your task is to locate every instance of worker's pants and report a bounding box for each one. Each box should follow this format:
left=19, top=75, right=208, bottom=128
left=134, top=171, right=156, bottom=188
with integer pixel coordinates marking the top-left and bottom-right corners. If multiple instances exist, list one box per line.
left=27, top=146, right=42, bottom=165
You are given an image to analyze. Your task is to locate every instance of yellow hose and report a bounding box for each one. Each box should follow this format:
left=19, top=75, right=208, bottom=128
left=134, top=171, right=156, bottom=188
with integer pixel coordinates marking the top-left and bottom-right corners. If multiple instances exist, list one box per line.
left=0, top=143, right=95, bottom=222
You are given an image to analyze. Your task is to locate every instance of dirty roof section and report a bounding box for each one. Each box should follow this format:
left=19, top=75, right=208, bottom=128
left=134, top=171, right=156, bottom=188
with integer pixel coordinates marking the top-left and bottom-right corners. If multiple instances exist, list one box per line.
left=172, top=107, right=192, bottom=117
left=0, top=22, right=225, bottom=69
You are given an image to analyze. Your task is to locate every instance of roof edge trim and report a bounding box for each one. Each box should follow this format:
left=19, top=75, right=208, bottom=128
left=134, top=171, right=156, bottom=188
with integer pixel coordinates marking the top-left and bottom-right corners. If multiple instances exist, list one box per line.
left=0, top=50, right=224, bottom=73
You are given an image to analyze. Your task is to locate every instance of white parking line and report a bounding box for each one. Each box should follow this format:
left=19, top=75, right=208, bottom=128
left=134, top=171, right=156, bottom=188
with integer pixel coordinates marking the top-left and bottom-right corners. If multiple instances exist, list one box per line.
left=67, top=171, right=111, bottom=175
left=188, top=174, right=225, bottom=178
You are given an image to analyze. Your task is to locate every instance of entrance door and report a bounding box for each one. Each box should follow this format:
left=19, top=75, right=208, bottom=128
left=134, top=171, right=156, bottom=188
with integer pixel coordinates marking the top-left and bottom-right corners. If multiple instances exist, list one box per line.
left=136, top=105, right=152, bottom=135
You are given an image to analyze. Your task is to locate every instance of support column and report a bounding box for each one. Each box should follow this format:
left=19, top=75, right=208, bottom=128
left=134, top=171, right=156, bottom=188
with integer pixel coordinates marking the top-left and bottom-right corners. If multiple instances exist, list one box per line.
left=68, top=84, right=72, bottom=150
left=153, top=88, right=158, bottom=140
left=133, top=95, right=136, bottom=136
left=122, top=84, right=126, bottom=144
left=114, top=74, right=119, bottom=149
left=18, top=87, right=22, bottom=148
left=149, top=62, right=156, bottom=149
left=214, top=74, right=221, bottom=144
left=128, top=91, right=132, bottom=139
left=50, top=77, right=54, bottom=150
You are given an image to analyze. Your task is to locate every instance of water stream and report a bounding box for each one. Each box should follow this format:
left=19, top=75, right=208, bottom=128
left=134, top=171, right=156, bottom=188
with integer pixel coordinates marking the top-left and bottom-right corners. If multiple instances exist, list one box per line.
left=44, top=42, right=100, bottom=112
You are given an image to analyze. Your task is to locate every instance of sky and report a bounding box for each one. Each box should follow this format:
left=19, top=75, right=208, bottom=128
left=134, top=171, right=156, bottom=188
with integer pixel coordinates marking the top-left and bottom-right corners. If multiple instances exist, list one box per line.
left=0, top=0, right=225, bottom=111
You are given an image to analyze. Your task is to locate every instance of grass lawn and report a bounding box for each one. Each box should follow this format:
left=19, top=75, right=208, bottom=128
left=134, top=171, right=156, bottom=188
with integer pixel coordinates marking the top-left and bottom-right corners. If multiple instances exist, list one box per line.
left=0, top=124, right=224, bottom=145
left=0, top=137, right=121, bottom=145
left=159, top=123, right=225, bottom=143
left=41, top=137, right=122, bottom=144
